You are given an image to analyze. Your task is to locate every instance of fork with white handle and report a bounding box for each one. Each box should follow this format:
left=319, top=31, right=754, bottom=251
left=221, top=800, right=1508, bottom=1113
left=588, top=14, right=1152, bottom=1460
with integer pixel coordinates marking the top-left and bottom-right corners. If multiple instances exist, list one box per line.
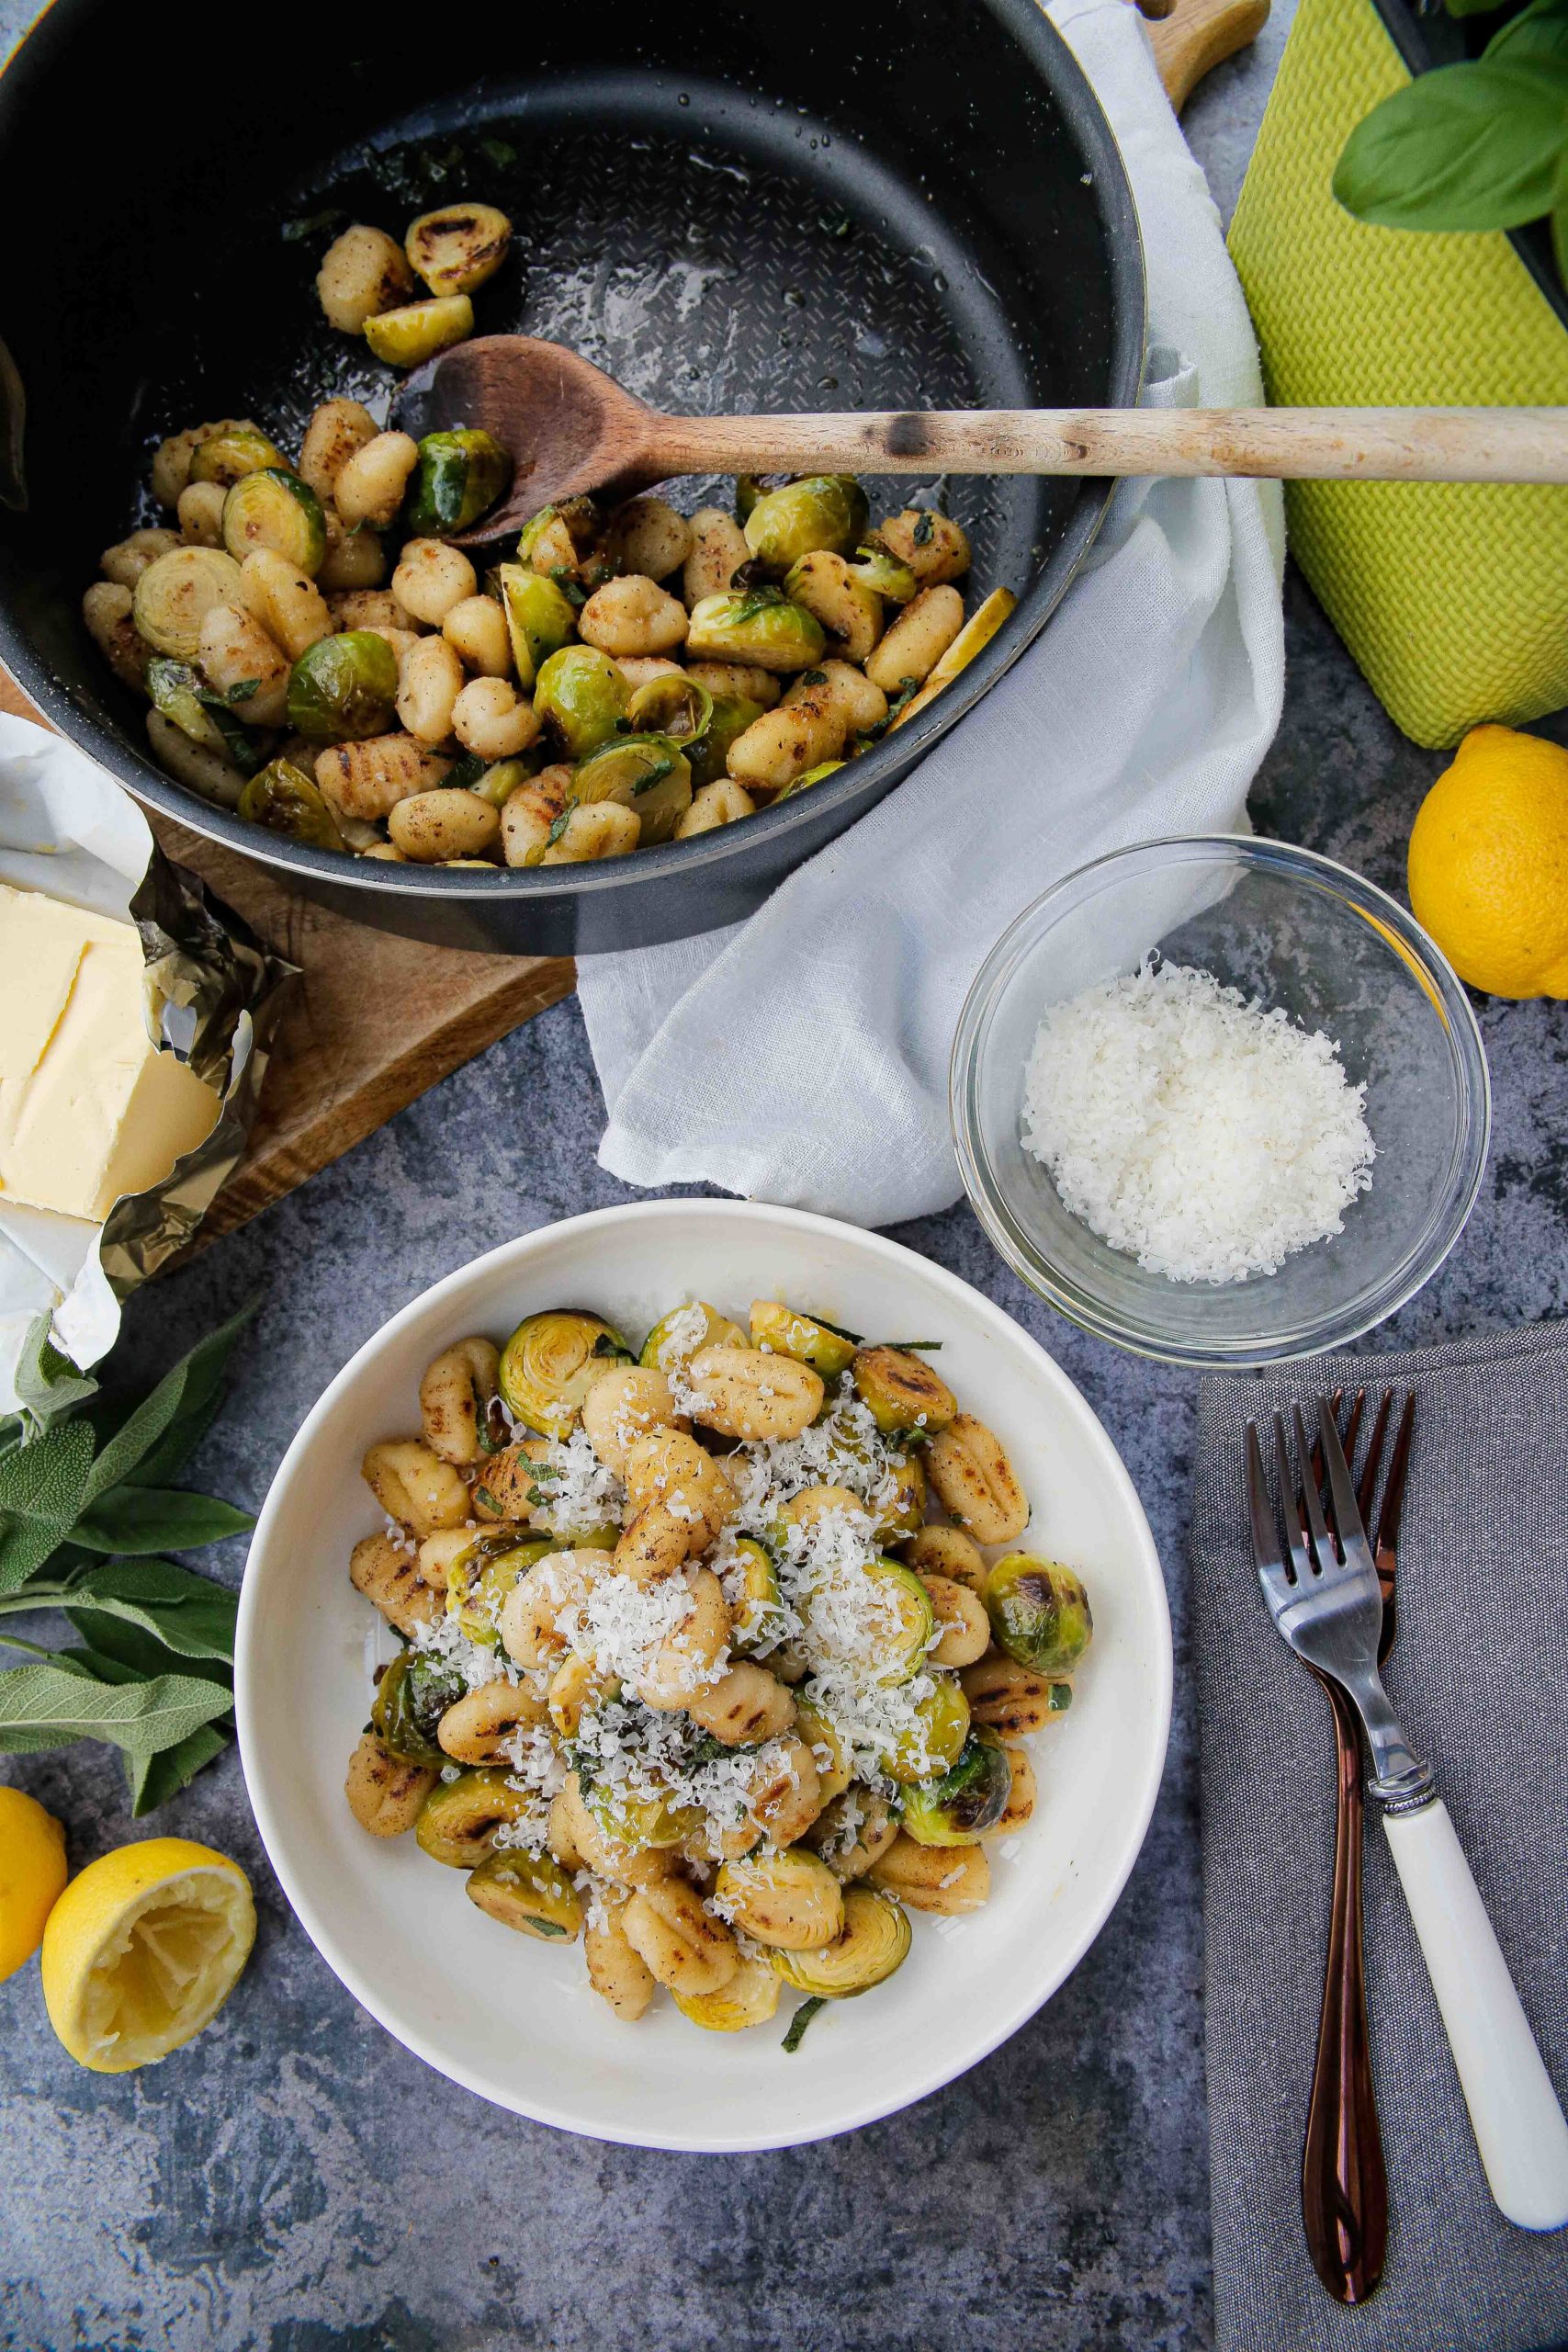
left=1248, top=1399, right=1568, bottom=2233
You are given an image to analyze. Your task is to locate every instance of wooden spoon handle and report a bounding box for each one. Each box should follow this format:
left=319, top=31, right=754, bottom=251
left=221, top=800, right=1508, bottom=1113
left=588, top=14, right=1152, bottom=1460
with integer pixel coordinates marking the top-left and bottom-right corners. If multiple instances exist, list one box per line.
left=648, top=406, right=1568, bottom=483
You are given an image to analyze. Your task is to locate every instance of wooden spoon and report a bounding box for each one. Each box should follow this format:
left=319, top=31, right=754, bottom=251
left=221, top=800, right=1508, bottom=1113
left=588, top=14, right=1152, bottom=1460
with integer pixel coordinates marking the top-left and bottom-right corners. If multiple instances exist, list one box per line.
left=390, top=334, right=1568, bottom=547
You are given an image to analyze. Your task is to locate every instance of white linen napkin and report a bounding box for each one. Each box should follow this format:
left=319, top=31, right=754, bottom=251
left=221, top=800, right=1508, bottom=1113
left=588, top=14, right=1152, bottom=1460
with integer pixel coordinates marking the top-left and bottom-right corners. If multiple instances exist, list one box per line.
left=577, top=0, right=1287, bottom=1227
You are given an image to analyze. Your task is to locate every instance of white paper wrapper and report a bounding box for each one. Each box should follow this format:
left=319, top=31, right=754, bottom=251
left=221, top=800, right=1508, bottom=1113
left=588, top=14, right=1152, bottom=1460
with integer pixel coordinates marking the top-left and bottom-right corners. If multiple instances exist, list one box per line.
left=0, top=713, right=296, bottom=1408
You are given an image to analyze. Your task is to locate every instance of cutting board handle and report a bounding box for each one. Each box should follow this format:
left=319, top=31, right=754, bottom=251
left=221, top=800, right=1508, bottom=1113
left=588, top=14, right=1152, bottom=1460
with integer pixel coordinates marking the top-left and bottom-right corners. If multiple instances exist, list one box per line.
left=1138, top=0, right=1271, bottom=110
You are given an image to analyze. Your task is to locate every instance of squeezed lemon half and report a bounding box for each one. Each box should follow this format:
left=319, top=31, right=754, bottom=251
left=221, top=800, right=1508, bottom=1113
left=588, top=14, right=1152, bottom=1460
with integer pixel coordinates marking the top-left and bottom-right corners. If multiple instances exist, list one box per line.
left=40, top=1837, right=255, bottom=2072
left=0, top=1786, right=69, bottom=1983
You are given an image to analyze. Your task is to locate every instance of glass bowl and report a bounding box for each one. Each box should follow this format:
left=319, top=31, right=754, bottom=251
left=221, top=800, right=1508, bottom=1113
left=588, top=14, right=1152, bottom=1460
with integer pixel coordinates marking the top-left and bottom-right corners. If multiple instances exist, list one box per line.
left=950, top=836, right=1490, bottom=1367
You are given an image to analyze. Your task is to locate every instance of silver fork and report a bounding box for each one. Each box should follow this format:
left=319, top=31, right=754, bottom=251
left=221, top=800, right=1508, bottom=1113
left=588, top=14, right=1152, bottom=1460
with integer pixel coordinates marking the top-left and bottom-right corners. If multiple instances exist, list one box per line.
left=1249, top=1398, right=1568, bottom=2234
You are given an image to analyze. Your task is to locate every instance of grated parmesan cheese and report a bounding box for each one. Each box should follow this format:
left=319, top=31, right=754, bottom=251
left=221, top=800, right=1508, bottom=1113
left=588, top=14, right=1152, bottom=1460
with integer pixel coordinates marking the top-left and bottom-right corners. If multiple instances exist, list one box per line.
left=1021, top=959, right=1375, bottom=1284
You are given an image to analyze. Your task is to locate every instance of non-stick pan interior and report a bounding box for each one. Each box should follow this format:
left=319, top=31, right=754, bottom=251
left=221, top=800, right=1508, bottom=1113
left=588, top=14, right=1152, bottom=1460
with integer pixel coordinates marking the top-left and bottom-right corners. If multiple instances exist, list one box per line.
left=0, top=0, right=1140, bottom=948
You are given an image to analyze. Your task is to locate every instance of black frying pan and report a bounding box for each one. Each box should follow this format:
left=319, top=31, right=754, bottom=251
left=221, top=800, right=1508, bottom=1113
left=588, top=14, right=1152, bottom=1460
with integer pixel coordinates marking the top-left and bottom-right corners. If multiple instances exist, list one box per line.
left=0, top=0, right=1144, bottom=955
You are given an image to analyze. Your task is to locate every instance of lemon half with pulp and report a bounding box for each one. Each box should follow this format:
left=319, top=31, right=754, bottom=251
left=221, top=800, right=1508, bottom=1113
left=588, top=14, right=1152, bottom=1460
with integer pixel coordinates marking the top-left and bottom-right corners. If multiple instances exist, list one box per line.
left=40, top=1837, right=255, bottom=2072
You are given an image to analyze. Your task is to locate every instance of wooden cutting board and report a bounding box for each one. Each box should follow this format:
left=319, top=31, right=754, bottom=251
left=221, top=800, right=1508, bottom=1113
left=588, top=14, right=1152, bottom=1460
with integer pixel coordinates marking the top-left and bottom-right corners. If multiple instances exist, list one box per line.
left=0, top=0, right=1265, bottom=1237
left=0, top=668, right=576, bottom=1243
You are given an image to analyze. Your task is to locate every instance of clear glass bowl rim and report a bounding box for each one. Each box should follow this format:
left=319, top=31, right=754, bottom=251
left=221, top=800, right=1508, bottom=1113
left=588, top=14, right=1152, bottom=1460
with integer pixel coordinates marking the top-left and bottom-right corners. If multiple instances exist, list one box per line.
left=949, top=832, right=1492, bottom=1369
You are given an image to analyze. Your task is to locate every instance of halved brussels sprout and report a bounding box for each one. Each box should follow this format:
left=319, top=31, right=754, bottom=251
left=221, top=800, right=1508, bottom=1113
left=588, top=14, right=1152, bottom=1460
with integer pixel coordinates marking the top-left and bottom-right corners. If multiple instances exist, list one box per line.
left=498, top=1309, right=633, bottom=1439
left=860, top=1557, right=935, bottom=1682
left=726, top=1535, right=787, bottom=1655
left=363, top=292, right=474, bottom=368
left=405, top=202, right=513, bottom=300
left=626, top=672, right=713, bottom=744
left=131, top=546, right=244, bottom=660
left=371, top=1648, right=466, bottom=1766
left=900, top=1733, right=1012, bottom=1846
left=674, top=1953, right=782, bottom=2030
left=852, top=1344, right=957, bottom=1436
left=146, top=657, right=265, bottom=773
left=774, top=760, right=846, bottom=802
left=416, top=1769, right=540, bottom=1866
left=286, top=629, right=400, bottom=741
left=584, top=1775, right=696, bottom=1854
left=714, top=1847, right=844, bottom=1950
left=689, top=693, right=765, bottom=788
left=464, top=753, right=544, bottom=808
left=982, top=1555, right=1094, bottom=1677
left=531, top=642, right=628, bottom=756
left=237, top=758, right=345, bottom=850
left=188, top=425, right=290, bottom=488
left=743, top=477, right=868, bottom=572
left=497, top=567, right=580, bottom=693
left=638, top=1301, right=748, bottom=1372
left=795, top=1695, right=852, bottom=1804
left=467, top=1849, right=582, bottom=1939
left=570, top=733, right=692, bottom=844
left=848, top=544, right=919, bottom=602
left=870, top=1450, right=926, bottom=1544
left=685, top=587, right=827, bottom=674
left=881, top=1673, right=971, bottom=1784
left=447, top=1532, right=557, bottom=1645
left=749, top=1300, right=858, bottom=1379
left=773, top=1886, right=911, bottom=1995
left=404, top=428, right=512, bottom=538
left=221, top=469, right=327, bottom=573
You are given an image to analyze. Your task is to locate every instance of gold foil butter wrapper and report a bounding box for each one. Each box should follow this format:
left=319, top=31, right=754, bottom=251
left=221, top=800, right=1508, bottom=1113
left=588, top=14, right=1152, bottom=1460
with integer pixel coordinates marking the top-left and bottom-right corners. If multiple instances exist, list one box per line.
left=0, top=714, right=297, bottom=1401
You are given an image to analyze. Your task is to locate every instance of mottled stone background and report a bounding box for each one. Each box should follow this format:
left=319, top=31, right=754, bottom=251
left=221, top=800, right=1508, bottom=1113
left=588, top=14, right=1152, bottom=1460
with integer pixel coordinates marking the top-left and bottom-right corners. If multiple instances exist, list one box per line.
left=1, top=6, right=1564, bottom=2346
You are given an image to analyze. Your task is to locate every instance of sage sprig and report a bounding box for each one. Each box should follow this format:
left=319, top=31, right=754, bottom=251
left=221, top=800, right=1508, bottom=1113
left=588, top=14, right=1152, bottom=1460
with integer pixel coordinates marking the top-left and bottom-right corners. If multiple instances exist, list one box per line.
left=0, top=1304, right=255, bottom=1813
left=1333, top=0, right=1568, bottom=289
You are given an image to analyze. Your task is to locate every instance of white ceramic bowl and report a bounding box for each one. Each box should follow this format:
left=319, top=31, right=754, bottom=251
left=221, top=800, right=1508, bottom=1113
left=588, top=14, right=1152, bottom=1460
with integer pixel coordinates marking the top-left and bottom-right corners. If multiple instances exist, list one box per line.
left=236, top=1200, right=1170, bottom=2151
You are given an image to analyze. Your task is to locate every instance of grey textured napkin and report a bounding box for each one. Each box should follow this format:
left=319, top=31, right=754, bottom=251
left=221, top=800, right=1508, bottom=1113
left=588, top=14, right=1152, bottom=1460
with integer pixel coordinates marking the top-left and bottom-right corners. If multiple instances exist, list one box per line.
left=1193, top=1319, right=1568, bottom=2352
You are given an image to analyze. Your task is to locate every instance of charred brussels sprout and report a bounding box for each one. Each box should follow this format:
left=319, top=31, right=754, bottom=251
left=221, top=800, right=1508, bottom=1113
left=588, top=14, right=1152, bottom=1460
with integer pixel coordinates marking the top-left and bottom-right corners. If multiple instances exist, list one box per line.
left=749, top=1299, right=859, bottom=1379
left=363, top=293, right=475, bottom=368
left=638, top=1301, right=748, bottom=1371
left=446, top=1532, right=558, bottom=1645
left=626, top=671, right=713, bottom=744
left=982, top=1555, right=1094, bottom=1677
left=286, top=629, right=400, bottom=741
left=685, top=587, right=827, bottom=674
left=405, top=202, right=513, bottom=300
left=188, top=424, right=290, bottom=487
left=881, top=1673, right=971, bottom=1785
left=852, top=1344, right=957, bottom=1436
left=497, top=568, right=580, bottom=693
left=467, top=1849, right=582, bottom=1940
left=570, top=733, right=692, bottom=844
left=416, top=1769, right=540, bottom=1867
left=146, top=657, right=264, bottom=773
left=900, top=1734, right=1011, bottom=1847
left=404, top=429, right=512, bottom=538
left=742, top=476, right=868, bottom=571
left=773, top=1886, right=911, bottom=1994
left=221, top=469, right=327, bottom=573
left=532, top=643, right=630, bottom=756
left=237, top=758, right=345, bottom=850
left=498, top=1309, right=634, bottom=1439
left=689, top=693, right=765, bottom=787
left=371, top=1649, right=466, bottom=1767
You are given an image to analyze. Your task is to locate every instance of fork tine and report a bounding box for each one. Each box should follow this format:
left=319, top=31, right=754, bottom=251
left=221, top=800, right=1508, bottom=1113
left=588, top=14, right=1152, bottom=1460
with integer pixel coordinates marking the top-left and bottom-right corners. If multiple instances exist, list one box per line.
left=1317, top=1397, right=1367, bottom=1550
left=1247, top=1421, right=1297, bottom=1607
left=1356, top=1386, right=1391, bottom=1526
left=1294, top=1404, right=1336, bottom=1564
left=1371, top=1392, right=1416, bottom=1561
left=1274, top=1412, right=1313, bottom=1584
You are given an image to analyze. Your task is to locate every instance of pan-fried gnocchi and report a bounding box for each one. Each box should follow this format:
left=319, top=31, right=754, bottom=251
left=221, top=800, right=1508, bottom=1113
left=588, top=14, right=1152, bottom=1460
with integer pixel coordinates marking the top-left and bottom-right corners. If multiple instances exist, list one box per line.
left=84, top=187, right=1013, bottom=867
left=343, top=1289, right=1094, bottom=2046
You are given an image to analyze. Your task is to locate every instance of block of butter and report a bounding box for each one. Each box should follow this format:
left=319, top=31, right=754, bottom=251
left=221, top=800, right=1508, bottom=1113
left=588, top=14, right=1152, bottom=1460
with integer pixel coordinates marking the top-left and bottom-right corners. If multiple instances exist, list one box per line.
left=0, top=881, right=220, bottom=1223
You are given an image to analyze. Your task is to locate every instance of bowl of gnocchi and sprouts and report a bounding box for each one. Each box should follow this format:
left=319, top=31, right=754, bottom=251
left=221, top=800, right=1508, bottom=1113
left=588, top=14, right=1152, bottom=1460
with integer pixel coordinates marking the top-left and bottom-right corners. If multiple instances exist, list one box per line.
left=237, top=1201, right=1170, bottom=2147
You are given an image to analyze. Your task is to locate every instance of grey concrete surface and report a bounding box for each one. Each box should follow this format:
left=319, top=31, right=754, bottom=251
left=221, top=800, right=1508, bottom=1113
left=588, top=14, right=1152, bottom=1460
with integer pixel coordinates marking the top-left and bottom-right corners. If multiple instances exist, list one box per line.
left=3, top=4, right=1566, bottom=2347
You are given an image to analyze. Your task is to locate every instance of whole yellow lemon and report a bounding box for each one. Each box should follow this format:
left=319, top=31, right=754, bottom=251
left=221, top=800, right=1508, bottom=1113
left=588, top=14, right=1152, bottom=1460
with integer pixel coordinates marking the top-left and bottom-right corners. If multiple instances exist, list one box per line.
left=1408, top=724, right=1568, bottom=998
left=0, top=1785, right=69, bottom=1982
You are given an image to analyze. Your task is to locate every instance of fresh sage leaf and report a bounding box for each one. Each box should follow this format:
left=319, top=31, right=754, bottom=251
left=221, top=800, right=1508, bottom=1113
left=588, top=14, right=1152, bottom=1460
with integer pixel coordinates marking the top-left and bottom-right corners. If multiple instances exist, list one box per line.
left=102, top=1300, right=257, bottom=1491
left=62, top=1610, right=231, bottom=1690
left=71, top=1486, right=254, bottom=1556
left=1334, top=60, right=1568, bottom=233
left=0, top=1660, right=232, bottom=1756
left=128, top=1724, right=231, bottom=1815
left=0, top=1421, right=96, bottom=1595
left=782, top=1995, right=827, bottom=2052
left=59, top=1558, right=238, bottom=1662
left=12, top=1316, right=99, bottom=1435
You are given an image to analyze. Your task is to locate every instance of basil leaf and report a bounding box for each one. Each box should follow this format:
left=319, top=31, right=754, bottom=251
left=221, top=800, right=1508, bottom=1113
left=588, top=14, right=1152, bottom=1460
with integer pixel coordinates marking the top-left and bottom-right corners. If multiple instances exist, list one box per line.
left=62, top=1558, right=238, bottom=1662
left=0, top=1660, right=232, bottom=1756
left=1333, top=61, right=1568, bottom=232
left=1487, top=0, right=1568, bottom=64
left=128, top=1724, right=230, bottom=1815
left=71, top=1486, right=254, bottom=1556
